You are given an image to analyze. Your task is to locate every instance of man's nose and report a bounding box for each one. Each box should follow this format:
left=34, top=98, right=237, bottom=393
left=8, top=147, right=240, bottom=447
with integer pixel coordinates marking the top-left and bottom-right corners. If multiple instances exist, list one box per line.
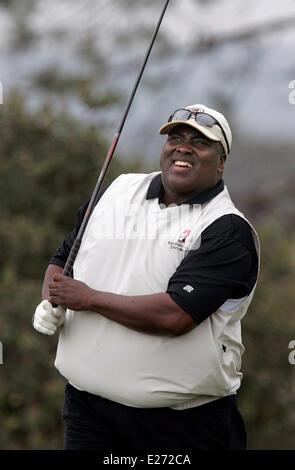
left=176, top=140, right=194, bottom=152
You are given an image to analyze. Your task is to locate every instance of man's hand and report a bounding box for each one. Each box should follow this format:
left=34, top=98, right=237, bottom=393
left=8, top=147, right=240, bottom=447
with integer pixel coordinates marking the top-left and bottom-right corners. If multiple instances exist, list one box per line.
left=48, top=274, right=94, bottom=311
left=33, top=299, right=65, bottom=335
left=46, top=274, right=196, bottom=336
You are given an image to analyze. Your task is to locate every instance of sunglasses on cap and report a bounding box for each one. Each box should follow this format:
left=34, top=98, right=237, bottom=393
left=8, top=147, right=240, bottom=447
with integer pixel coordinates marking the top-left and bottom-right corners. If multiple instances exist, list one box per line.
left=168, top=109, right=230, bottom=154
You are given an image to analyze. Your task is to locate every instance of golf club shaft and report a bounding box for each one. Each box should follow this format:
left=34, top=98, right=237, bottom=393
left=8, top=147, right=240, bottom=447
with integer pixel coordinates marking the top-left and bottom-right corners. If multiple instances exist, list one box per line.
left=51, top=0, right=170, bottom=306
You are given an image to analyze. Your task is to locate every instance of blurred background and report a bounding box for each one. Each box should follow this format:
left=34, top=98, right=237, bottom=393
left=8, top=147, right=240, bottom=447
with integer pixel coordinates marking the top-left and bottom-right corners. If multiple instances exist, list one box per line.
left=0, top=0, right=295, bottom=450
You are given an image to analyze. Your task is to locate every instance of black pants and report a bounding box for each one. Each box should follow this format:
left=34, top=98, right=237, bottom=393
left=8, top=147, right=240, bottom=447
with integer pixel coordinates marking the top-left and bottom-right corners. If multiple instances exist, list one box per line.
left=62, top=383, right=247, bottom=451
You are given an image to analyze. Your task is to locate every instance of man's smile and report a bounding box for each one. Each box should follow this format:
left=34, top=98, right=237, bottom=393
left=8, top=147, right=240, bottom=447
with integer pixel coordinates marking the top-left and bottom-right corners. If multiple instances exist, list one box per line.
left=173, top=159, right=193, bottom=168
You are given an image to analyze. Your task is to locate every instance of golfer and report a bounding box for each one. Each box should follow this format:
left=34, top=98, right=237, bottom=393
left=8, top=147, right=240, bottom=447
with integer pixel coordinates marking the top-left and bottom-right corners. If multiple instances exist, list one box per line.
left=33, top=104, right=260, bottom=451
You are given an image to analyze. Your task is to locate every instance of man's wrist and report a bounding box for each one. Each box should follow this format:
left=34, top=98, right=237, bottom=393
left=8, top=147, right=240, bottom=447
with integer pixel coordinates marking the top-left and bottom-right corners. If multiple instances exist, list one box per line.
left=84, top=288, right=100, bottom=312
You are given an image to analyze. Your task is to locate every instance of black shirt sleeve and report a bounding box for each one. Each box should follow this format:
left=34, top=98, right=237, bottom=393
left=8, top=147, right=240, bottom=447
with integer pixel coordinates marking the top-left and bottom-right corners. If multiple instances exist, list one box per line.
left=167, top=214, right=258, bottom=325
left=49, top=184, right=111, bottom=268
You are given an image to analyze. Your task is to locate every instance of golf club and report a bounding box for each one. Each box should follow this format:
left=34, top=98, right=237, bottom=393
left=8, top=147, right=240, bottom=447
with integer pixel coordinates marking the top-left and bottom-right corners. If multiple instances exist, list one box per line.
left=51, top=0, right=170, bottom=307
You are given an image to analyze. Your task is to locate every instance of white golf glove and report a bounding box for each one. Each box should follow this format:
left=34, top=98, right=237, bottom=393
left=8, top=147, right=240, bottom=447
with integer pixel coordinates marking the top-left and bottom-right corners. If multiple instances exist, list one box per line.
left=33, top=299, right=65, bottom=335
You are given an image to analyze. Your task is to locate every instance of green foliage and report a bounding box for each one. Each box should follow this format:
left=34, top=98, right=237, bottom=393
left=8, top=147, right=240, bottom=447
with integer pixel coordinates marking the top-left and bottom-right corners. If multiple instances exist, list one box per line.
left=33, top=69, right=121, bottom=109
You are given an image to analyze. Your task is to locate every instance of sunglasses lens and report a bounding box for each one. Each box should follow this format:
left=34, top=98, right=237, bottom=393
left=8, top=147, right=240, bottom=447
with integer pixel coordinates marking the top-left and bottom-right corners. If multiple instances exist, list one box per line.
left=171, top=109, right=191, bottom=121
left=195, top=113, right=217, bottom=127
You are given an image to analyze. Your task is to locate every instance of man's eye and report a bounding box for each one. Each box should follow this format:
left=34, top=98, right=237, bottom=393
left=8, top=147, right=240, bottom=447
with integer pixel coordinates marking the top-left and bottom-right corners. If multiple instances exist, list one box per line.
left=168, top=136, right=182, bottom=143
left=192, top=139, right=210, bottom=148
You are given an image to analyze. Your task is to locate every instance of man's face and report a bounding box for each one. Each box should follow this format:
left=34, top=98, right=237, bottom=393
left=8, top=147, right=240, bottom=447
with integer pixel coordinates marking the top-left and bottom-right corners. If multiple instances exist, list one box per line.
left=160, top=124, right=226, bottom=203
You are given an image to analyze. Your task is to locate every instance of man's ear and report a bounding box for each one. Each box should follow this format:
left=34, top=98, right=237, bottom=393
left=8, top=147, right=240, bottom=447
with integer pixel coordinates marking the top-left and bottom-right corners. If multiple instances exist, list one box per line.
left=218, top=152, right=226, bottom=173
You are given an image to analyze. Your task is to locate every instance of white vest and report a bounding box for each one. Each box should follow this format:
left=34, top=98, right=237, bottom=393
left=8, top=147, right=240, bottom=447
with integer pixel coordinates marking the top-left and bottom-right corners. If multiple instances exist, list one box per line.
left=55, top=172, right=260, bottom=409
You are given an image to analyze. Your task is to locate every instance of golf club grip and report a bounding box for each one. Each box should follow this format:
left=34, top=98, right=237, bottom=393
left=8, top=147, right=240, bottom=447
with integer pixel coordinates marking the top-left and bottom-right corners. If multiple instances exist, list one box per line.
left=63, top=237, right=82, bottom=276
left=50, top=237, right=82, bottom=308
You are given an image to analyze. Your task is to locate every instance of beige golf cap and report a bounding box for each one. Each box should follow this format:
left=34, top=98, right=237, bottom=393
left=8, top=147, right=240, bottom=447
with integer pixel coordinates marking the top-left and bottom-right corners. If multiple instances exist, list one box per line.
left=159, top=104, right=232, bottom=155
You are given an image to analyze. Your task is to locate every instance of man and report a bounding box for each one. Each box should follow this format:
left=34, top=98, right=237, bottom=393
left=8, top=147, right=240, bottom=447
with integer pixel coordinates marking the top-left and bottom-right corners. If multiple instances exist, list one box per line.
left=33, top=104, right=260, bottom=451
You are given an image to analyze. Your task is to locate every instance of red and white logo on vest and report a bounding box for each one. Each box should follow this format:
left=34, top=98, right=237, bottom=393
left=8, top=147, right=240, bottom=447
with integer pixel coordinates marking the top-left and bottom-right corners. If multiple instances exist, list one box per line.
left=178, top=229, right=191, bottom=243
left=168, top=229, right=192, bottom=251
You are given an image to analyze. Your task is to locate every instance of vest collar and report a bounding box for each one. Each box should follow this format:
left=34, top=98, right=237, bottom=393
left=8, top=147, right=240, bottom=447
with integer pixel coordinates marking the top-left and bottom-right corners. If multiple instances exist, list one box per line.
left=146, top=173, right=225, bottom=205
